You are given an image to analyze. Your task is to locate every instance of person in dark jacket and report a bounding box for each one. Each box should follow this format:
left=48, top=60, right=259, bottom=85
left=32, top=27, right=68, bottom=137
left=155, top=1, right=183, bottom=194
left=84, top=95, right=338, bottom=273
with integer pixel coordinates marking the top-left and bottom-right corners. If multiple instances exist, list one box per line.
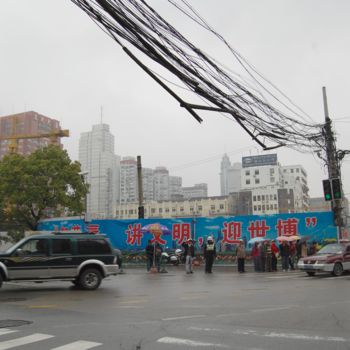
left=203, top=236, right=216, bottom=273
left=279, top=241, right=290, bottom=272
left=145, top=240, right=154, bottom=272
left=182, top=238, right=195, bottom=274
left=154, top=242, right=163, bottom=272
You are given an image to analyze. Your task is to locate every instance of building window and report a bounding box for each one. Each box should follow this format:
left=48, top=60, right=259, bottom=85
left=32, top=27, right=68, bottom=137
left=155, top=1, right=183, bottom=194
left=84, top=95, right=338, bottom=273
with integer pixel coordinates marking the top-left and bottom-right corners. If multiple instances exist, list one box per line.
left=245, top=170, right=250, bottom=176
left=274, top=204, right=277, bottom=209
left=258, top=205, right=261, bottom=211
left=274, top=194, right=277, bottom=200
left=159, top=208, right=163, bottom=213
left=291, top=169, right=294, bottom=173
left=296, top=168, right=299, bottom=173
left=151, top=208, right=155, bottom=213
left=270, top=177, right=275, bottom=183
left=270, top=168, right=275, bottom=175
left=190, top=207, right=194, bottom=211
left=255, top=169, right=259, bottom=175
left=180, top=207, right=184, bottom=212
left=262, top=205, right=265, bottom=211
left=165, top=208, right=169, bottom=212
left=129, top=210, right=133, bottom=214
left=254, top=205, right=257, bottom=211
left=198, top=205, right=202, bottom=211
left=246, top=179, right=250, bottom=185
left=172, top=208, right=176, bottom=212
left=283, top=169, right=287, bottom=173
left=253, top=195, right=256, bottom=201
left=262, top=195, right=265, bottom=201
left=257, top=195, right=261, bottom=201
left=220, top=204, right=224, bottom=209
left=255, top=178, right=260, bottom=184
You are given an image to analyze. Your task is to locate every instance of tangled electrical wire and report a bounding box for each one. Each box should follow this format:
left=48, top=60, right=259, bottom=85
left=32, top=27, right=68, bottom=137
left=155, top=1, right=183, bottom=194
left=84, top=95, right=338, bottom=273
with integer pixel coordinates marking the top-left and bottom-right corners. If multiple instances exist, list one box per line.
left=71, top=0, right=325, bottom=152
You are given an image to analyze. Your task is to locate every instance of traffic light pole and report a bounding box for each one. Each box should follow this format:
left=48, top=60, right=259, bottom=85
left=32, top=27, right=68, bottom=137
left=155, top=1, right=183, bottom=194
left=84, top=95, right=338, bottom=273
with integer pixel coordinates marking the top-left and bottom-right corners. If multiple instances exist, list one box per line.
left=137, top=155, right=145, bottom=219
left=322, top=87, right=343, bottom=241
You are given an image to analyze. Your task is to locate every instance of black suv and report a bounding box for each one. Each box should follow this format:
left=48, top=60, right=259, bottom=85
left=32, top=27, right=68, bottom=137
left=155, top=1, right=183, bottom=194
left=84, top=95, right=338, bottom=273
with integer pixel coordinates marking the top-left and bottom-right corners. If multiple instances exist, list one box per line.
left=0, top=233, right=118, bottom=290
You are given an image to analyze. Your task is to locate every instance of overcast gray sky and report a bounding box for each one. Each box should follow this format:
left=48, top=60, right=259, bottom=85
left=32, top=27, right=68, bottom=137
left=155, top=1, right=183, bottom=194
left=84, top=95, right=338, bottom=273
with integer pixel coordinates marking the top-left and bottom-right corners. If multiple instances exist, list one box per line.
left=1, top=0, right=349, bottom=198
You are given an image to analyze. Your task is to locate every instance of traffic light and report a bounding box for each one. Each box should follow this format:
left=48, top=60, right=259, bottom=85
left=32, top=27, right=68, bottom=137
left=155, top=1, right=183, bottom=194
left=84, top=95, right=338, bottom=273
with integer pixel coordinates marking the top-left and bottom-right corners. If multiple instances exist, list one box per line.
left=138, top=206, right=144, bottom=219
left=331, top=178, right=342, bottom=199
left=322, top=179, right=332, bottom=201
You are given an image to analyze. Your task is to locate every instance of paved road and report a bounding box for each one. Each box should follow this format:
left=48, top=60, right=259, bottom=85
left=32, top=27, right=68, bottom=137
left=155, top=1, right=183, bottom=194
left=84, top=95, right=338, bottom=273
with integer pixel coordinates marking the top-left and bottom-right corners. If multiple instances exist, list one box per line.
left=0, top=266, right=349, bottom=349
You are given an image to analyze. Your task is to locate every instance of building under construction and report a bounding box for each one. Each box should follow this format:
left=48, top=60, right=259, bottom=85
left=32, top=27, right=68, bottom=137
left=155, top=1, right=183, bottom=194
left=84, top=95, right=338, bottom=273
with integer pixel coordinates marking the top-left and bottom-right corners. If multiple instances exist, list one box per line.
left=0, top=111, right=68, bottom=159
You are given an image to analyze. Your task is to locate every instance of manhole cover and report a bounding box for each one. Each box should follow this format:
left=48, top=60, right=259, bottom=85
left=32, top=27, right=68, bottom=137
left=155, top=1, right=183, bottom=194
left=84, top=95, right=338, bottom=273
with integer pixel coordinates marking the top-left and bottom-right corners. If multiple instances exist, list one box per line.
left=0, top=320, right=32, bottom=328
left=0, top=298, right=26, bottom=302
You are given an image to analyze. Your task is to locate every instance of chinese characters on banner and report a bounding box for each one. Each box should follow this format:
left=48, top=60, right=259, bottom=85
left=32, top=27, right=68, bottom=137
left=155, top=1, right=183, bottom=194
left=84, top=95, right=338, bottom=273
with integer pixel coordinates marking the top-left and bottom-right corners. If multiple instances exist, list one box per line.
left=124, top=216, right=320, bottom=247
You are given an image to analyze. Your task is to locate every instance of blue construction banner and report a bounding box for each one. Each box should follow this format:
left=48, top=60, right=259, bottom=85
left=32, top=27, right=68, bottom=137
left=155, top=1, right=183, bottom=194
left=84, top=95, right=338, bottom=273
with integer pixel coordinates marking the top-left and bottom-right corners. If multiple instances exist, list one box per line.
left=38, top=212, right=337, bottom=250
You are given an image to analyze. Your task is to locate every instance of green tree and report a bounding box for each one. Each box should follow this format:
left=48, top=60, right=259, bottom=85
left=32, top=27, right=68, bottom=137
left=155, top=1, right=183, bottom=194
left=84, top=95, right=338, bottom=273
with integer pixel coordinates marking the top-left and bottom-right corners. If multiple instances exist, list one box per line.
left=0, top=145, right=88, bottom=233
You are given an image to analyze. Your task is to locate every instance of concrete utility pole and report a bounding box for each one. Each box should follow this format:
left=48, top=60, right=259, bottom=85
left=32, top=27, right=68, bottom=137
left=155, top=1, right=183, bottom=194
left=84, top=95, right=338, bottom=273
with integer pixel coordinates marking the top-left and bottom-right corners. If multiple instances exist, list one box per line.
left=322, top=87, right=343, bottom=241
left=137, top=155, right=144, bottom=219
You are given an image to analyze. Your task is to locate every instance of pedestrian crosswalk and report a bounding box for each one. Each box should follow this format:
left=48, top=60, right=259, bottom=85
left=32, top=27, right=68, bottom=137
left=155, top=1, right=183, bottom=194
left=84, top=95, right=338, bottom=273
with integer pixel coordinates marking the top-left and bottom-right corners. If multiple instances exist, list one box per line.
left=0, top=329, right=101, bottom=350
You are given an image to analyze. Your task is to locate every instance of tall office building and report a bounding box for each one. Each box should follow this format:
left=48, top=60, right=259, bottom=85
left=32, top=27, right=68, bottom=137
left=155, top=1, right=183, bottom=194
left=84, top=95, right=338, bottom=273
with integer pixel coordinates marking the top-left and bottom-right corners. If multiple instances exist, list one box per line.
left=0, top=111, right=63, bottom=159
left=220, top=154, right=242, bottom=195
left=120, top=157, right=138, bottom=204
left=79, top=124, right=120, bottom=218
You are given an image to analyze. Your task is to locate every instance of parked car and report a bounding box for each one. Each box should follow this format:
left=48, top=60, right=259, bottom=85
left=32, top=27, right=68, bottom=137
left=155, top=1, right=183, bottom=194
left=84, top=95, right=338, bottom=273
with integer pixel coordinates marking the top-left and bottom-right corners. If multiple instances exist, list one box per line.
left=297, top=242, right=350, bottom=276
left=0, top=233, right=118, bottom=290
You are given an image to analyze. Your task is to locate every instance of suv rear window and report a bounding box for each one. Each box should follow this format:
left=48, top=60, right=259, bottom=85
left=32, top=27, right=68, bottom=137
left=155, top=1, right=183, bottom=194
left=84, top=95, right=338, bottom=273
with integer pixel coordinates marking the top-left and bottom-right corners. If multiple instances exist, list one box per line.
left=77, top=239, right=111, bottom=255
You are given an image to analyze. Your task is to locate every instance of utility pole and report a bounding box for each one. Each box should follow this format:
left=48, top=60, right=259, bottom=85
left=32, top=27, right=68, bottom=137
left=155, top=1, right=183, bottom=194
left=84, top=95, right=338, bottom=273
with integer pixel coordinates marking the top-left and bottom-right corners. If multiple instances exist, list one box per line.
left=322, top=87, right=343, bottom=241
left=137, top=155, right=144, bottom=219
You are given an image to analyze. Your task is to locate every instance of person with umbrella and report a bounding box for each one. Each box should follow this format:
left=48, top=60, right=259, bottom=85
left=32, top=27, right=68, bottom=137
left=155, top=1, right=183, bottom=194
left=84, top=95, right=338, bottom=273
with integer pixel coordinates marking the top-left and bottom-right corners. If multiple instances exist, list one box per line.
left=145, top=240, right=154, bottom=272
left=182, top=238, right=195, bottom=274
left=279, top=240, right=290, bottom=272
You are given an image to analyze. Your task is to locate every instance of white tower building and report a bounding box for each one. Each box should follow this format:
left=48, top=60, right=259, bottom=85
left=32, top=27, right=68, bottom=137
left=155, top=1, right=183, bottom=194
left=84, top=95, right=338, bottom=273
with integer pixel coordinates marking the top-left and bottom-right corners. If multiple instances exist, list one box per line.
left=79, top=124, right=120, bottom=218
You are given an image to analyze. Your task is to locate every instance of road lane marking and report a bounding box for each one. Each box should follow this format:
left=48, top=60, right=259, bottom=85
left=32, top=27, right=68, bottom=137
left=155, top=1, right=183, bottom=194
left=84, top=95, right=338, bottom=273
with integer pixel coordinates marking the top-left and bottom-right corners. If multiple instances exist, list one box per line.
left=189, top=327, right=349, bottom=343
left=157, top=337, right=229, bottom=347
left=51, top=340, right=102, bottom=349
left=162, top=315, right=206, bottom=321
left=251, top=306, right=293, bottom=313
left=0, top=333, right=54, bottom=350
left=0, top=330, right=17, bottom=337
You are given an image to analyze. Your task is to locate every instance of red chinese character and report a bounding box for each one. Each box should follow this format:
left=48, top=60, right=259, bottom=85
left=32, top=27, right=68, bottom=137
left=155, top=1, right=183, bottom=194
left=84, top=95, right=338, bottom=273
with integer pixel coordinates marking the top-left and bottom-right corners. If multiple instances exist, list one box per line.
left=126, top=223, right=143, bottom=246
left=306, top=217, right=317, bottom=227
left=172, top=223, right=191, bottom=244
left=222, top=221, right=242, bottom=244
left=275, top=218, right=299, bottom=236
left=87, top=224, right=100, bottom=234
left=72, top=224, right=81, bottom=231
left=150, top=231, right=166, bottom=245
left=248, top=220, right=270, bottom=239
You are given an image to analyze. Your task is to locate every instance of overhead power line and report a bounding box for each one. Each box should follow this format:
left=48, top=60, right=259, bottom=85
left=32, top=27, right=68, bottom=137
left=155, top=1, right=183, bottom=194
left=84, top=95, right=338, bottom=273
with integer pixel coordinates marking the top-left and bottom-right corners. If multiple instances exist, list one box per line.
left=71, top=0, right=325, bottom=153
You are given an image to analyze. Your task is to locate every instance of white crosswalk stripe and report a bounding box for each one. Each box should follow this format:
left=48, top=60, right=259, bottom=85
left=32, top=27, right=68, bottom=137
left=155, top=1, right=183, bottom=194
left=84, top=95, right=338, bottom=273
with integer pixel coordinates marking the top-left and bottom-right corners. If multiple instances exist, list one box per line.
left=0, top=329, right=102, bottom=350
left=0, top=330, right=17, bottom=337
left=50, top=340, right=102, bottom=350
left=0, top=333, right=54, bottom=350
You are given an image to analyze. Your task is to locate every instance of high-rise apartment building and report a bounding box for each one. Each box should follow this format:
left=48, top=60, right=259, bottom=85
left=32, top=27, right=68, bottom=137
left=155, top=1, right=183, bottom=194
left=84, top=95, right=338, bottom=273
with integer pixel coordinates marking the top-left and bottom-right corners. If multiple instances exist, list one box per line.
left=0, top=111, right=63, bottom=159
left=120, top=157, right=138, bottom=204
left=220, top=154, right=241, bottom=195
left=79, top=124, right=120, bottom=218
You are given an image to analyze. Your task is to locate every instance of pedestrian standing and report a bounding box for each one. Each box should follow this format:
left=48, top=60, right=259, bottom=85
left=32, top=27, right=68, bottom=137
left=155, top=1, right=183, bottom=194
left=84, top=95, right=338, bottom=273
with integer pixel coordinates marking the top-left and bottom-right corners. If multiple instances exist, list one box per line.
left=259, top=242, right=266, bottom=272
left=154, top=242, right=163, bottom=272
left=271, top=240, right=279, bottom=272
left=203, top=236, right=216, bottom=273
left=289, top=242, right=296, bottom=270
left=145, top=240, right=154, bottom=272
left=182, top=239, right=195, bottom=274
left=265, top=241, right=272, bottom=272
left=279, top=241, right=290, bottom=272
left=236, top=241, right=246, bottom=273
left=251, top=242, right=260, bottom=272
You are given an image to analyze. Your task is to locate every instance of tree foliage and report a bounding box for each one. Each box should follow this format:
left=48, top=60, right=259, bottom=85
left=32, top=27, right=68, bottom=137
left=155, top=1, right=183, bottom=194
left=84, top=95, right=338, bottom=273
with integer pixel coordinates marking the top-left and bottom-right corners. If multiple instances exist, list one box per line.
left=0, top=145, right=88, bottom=232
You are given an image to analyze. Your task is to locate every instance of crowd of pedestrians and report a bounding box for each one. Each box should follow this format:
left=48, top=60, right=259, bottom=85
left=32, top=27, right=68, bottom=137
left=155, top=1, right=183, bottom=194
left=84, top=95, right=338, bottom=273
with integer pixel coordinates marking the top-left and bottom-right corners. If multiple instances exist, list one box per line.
left=144, top=237, right=319, bottom=274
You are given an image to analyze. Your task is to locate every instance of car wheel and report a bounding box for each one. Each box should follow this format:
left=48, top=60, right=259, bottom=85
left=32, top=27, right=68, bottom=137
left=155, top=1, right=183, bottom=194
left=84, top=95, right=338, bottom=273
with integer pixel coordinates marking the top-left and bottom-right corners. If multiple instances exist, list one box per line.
left=78, top=268, right=102, bottom=290
left=306, top=271, right=316, bottom=276
left=332, top=262, right=343, bottom=277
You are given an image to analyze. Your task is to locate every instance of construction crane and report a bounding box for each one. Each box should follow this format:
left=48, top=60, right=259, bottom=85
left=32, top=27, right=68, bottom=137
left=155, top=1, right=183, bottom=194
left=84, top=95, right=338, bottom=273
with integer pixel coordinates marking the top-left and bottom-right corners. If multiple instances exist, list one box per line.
left=0, top=129, right=70, bottom=154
